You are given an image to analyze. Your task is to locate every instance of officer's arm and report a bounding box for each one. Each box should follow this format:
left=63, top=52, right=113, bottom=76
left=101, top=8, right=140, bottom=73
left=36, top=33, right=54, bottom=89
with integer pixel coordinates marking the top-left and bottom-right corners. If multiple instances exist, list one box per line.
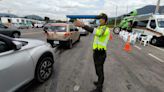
left=93, top=29, right=104, bottom=37
left=82, top=25, right=105, bottom=36
left=82, top=25, right=94, bottom=33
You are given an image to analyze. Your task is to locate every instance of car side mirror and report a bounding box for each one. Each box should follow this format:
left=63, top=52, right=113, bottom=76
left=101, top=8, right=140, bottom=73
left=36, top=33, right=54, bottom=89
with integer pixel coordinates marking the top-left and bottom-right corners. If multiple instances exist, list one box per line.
left=4, top=26, right=8, bottom=29
left=70, top=29, right=74, bottom=32
left=12, top=41, right=22, bottom=50
left=75, top=28, right=78, bottom=31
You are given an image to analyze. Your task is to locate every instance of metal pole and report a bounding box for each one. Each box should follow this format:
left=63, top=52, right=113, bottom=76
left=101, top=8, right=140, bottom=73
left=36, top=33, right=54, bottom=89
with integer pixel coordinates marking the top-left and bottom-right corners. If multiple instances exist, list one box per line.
left=155, top=0, right=160, bottom=14
left=114, top=5, right=118, bottom=27
left=127, top=5, right=128, bottom=14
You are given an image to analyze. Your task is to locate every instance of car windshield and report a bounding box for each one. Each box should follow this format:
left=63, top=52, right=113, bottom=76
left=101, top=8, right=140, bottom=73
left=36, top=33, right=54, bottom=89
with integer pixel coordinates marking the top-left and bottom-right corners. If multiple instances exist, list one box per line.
left=47, top=26, right=66, bottom=32
left=158, top=19, right=164, bottom=28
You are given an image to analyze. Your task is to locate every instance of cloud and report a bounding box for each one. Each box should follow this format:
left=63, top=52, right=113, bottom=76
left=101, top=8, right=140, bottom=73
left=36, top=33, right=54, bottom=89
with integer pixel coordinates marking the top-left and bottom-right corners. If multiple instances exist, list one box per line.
left=102, top=0, right=164, bottom=17
left=0, top=0, right=164, bottom=19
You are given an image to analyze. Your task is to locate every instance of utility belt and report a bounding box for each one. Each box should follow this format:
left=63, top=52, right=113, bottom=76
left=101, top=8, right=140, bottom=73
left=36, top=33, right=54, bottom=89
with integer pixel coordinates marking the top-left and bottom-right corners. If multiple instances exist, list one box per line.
left=93, top=48, right=106, bottom=53
left=93, top=49, right=106, bottom=58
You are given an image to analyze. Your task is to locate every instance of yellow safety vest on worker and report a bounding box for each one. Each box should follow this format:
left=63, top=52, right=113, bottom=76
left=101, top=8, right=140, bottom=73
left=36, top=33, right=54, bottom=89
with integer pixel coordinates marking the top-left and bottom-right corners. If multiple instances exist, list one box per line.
left=93, top=25, right=110, bottom=50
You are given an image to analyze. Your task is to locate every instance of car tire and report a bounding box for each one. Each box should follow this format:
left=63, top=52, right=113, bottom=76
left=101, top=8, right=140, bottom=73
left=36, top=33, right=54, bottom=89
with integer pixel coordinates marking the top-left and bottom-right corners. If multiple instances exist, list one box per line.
left=113, top=27, right=121, bottom=35
left=35, top=55, right=54, bottom=83
left=150, top=37, right=158, bottom=45
left=12, top=32, right=20, bottom=38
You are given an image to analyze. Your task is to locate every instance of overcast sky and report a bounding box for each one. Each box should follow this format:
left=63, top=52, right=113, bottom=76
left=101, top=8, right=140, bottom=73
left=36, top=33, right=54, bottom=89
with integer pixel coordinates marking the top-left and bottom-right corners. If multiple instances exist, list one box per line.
left=0, top=0, right=164, bottom=19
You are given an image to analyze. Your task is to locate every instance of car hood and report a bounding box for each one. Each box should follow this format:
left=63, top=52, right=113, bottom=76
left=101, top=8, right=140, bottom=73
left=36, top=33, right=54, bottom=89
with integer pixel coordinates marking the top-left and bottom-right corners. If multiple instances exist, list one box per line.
left=14, top=38, right=47, bottom=48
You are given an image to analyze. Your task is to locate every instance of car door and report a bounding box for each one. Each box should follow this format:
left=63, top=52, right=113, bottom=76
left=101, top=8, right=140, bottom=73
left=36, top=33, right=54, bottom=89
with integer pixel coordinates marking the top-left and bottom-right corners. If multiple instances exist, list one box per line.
left=69, top=25, right=76, bottom=43
left=0, top=24, right=13, bottom=36
left=0, top=29, right=14, bottom=37
left=0, top=39, right=34, bottom=92
left=74, top=27, right=80, bottom=42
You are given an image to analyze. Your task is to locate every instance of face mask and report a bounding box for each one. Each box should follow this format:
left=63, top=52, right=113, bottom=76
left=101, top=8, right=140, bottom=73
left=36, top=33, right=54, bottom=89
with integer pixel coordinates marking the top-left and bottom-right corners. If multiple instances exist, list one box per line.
left=96, top=20, right=100, bottom=26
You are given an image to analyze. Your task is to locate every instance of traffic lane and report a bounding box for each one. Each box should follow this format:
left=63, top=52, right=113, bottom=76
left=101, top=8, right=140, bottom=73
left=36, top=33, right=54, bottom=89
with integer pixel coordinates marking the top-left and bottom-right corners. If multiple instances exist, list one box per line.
left=24, top=32, right=164, bottom=92
left=49, top=35, right=95, bottom=92
left=134, top=44, right=164, bottom=62
left=112, top=32, right=164, bottom=62
left=106, top=33, right=164, bottom=92
left=30, top=33, right=164, bottom=92
left=25, top=35, right=92, bottom=92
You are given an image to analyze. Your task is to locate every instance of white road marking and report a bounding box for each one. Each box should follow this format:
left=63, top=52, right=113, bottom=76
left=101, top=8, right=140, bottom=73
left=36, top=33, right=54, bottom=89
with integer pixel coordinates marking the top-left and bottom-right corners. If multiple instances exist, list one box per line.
left=22, top=32, right=43, bottom=35
left=134, top=45, right=142, bottom=50
left=74, top=85, right=80, bottom=91
left=150, top=45, right=164, bottom=52
left=148, top=53, right=164, bottom=63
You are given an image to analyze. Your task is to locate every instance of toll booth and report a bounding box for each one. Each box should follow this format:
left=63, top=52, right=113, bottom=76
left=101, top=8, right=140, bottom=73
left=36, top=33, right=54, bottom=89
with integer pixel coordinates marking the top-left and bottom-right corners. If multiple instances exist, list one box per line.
left=66, top=15, right=97, bottom=19
left=66, top=15, right=98, bottom=25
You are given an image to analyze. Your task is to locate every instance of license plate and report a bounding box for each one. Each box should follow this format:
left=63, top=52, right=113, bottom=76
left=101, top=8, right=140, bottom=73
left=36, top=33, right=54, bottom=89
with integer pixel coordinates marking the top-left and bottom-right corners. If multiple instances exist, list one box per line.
left=54, top=41, right=59, bottom=44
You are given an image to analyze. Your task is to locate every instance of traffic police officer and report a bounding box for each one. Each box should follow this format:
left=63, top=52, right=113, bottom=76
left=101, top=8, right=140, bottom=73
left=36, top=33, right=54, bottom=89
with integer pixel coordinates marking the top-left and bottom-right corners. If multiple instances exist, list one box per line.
left=74, top=13, right=110, bottom=92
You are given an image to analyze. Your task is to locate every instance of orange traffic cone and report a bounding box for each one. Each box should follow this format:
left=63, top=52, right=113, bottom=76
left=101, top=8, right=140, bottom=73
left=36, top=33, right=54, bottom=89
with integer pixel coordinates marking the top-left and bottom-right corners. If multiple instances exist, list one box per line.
left=109, top=33, right=113, bottom=40
left=123, top=42, right=131, bottom=52
left=123, top=35, right=131, bottom=52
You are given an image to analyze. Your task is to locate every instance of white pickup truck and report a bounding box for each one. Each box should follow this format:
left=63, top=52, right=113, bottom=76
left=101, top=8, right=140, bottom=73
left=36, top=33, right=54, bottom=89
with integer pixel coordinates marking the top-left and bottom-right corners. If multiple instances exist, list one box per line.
left=130, top=14, right=164, bottom=47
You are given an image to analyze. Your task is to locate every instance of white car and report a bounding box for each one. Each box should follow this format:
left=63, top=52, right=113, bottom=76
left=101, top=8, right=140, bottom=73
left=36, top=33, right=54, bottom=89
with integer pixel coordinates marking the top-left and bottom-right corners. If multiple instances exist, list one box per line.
left=0, top=34, right=55, bottom=92
left=34, top=23, right=44, bottom=28
left=78, top=27, right=89, bottom=36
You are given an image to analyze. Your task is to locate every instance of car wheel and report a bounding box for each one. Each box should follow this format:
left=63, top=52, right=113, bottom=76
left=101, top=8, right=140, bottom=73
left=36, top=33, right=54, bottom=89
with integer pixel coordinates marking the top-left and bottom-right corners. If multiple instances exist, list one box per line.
left=12, top=32, right=20, bottom=38
left=113, top=27, right=121, bottom=35
left=151, top=37, right=158, bottom=45
left=68, top=40, right=73, bottom=49
left=35, top=56, right=54, bottom=83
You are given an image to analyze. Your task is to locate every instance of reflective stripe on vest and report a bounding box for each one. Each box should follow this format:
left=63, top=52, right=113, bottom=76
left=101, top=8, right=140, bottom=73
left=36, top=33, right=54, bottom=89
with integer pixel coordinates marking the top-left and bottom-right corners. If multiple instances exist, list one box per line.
left=93, top=26, right=110, bottom=50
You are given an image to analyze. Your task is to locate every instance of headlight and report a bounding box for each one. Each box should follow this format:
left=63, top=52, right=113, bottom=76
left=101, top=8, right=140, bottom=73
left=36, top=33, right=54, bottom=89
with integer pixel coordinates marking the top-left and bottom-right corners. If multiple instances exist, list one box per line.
left=46, top=43, right=51, bottom=47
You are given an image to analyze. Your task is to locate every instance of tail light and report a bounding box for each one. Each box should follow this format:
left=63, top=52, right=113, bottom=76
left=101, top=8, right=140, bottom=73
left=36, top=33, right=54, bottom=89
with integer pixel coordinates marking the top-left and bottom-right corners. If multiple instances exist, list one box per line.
left=64, top=32, right=71, bottom=37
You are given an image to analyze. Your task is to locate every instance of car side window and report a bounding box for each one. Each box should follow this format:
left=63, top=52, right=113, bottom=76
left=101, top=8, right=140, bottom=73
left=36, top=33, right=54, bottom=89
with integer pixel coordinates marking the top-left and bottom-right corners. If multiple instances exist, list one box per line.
left=150, top=20, right=156, bottom=29
left=75, top=28, right=78, bottom=31
left=135, top=20, right=149, bottom=27
left=70, top=25, right=74, bottom=32
left=0, top=40, right=9, bottom=53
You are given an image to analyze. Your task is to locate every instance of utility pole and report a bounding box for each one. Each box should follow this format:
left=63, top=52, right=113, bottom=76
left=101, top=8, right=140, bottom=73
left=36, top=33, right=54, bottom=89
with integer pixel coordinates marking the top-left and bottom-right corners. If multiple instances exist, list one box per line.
left=126, top=5, right=129, bottom=14
left=114, top=5, right=118, bottom=27
left=155, top=0, right=160, bottom=14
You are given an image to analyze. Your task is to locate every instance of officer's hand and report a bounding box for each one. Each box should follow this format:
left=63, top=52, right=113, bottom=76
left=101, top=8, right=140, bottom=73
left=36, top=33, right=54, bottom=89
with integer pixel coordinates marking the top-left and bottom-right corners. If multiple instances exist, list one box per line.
left=74, top=20, right=85, bottom=27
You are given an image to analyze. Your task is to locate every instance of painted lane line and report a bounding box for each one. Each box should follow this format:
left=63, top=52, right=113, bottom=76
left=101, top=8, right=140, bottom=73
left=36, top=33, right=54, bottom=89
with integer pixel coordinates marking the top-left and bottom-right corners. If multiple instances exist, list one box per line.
left=22, top=32, right=43, bottom=35
left=134, top=45, right=142, bottom=50
left=150, top=45, right=164, bottom=52
left=74, top=85, right=80, bottom=91
left=148, top=53, right=164, bottom=63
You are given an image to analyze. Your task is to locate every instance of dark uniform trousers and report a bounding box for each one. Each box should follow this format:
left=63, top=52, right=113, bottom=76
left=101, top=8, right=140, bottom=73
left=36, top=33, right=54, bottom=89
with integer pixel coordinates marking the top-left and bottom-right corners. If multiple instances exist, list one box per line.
left=93, top=49, right=106, bottom=88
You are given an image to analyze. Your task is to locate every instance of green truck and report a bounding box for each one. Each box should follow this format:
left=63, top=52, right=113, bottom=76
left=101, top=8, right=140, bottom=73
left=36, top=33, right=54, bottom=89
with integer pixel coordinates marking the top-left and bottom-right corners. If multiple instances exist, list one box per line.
left=113, top=10, right=137, bottom=34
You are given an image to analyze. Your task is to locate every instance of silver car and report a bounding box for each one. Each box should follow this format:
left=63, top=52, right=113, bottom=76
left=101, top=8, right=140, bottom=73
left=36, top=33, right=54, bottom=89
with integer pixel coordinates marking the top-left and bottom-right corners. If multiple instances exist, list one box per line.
left=44, top=23, right=80, bottom=48
left=0, top=34, right=55, bottom=92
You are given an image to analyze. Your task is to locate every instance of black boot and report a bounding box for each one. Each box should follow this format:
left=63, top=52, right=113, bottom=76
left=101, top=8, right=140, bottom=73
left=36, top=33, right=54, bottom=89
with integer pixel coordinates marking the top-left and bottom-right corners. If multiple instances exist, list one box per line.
left=93, top=81, right=99, bottom=86
left=90, top=87, right=102, bottom=92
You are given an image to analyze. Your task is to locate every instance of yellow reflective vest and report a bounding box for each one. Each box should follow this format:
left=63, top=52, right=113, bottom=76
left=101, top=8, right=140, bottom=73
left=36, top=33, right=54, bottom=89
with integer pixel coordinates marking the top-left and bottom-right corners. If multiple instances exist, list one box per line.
left=93, top=25, right=110, bottom=50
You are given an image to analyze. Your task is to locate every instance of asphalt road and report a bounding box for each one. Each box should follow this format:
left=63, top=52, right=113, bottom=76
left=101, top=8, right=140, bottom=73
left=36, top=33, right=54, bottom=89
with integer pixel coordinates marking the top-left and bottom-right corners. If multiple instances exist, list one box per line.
left=20, top=28, right=164, bottom=92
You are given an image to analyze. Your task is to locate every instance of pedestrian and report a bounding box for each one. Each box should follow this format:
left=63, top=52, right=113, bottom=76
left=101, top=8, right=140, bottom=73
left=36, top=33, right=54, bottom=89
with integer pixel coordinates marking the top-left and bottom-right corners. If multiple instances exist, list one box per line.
left=74, top=13, right=110, bottom=92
